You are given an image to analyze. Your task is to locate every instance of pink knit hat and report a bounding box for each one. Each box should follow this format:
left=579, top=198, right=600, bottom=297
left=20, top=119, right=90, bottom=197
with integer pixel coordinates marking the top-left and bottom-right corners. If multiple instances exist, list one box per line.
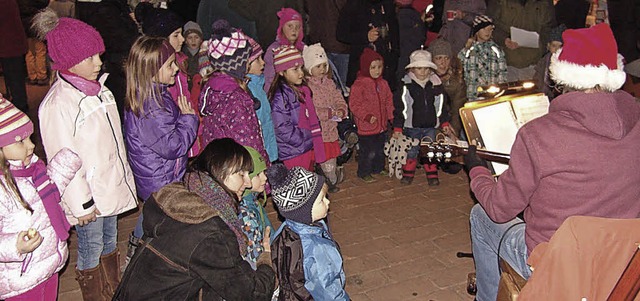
left=247, top=36, right=264, bottom=64
left=33, top=9, right=105, bottom=70
left=276, top=8, right=304, bottom=50
left=0, top=95, right=34, bottom=148
left=273, top=45, right=304, bottom=73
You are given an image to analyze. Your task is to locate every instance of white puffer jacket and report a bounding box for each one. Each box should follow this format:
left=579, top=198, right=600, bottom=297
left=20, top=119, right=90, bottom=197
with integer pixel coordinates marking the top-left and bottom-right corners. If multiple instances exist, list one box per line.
left=0, top=149, right=81, bottom=299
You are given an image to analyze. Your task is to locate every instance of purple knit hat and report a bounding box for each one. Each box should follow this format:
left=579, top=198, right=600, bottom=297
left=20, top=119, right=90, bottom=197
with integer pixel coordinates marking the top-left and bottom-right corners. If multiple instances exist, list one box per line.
left=0, top=95, right=34, bottom=148
left=32, top=9, right=104, bottom=70
left=207, top=19, right=251, bottom=80
left=273, top=45, right=304, bottom=73
left=266, top=163, right=325, bottom=225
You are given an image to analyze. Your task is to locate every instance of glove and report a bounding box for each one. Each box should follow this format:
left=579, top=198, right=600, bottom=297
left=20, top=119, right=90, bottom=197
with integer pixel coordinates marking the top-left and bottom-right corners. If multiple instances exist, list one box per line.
left=464, top=145, right=487, bottom=170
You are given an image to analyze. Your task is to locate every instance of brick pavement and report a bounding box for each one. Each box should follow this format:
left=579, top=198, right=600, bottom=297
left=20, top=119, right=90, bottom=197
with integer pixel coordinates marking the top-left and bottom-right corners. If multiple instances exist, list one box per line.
left=4, top=80, right=477, bottom=301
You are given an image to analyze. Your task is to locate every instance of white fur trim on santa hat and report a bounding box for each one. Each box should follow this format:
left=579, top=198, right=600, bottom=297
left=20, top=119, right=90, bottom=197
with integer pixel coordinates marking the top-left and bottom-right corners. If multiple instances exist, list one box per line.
left=550, top=48, right=627, bottom=92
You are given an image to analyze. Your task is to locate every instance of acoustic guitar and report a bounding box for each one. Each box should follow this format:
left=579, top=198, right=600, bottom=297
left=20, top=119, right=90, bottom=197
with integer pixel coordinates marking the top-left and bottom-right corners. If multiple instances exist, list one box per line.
left=419, top=140, right=511, bottom=164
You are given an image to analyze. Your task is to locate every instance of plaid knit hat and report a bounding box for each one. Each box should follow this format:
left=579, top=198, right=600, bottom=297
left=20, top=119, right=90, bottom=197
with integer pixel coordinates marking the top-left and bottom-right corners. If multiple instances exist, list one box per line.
left=471, top=15, right=494, bottom=36
left=183, top=21, right=203, bottom=39
left=0, top=95, right=34, bottom=148
left=32, top=9, right=105, bottom=71
left=266, top=163, right=325, bottom=225
left=428, top=38, right=452, bottom=58
left=247, top=36, right=263, bottom=64
left=273, top=45, right=304, bottom=73
left=135, top=3, right=184, bottom=38
left=208, top=19, right=251, bottom=80
left=302, top=43, right=329, bottom=74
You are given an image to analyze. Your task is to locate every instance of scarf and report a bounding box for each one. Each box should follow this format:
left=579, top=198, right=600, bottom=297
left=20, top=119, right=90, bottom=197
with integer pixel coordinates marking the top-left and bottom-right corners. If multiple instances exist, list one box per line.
left=300, top=85, right=327, bottom=163
left=185, top=172, right=248, bottom=256
left=8, top=158, right=71, bottom=241
left=59, top=70, right=101, bottom=96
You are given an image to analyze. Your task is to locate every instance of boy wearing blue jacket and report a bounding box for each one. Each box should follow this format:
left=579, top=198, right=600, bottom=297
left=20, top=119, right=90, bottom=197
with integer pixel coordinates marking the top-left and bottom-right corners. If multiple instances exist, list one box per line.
left=266, top=163, right=349, bottom=301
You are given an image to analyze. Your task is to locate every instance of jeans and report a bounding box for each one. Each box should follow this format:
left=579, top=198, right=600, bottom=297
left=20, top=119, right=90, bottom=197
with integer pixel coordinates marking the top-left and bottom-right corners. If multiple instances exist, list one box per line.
left=357, top=132, right=386, bottom=178
left=75, top=215, right=118, bottom=270
left=403, top=127, right=437, bottom=159
left=470, top=204, right=531, bottom=301
left=327, top=52, right=349, bottom=89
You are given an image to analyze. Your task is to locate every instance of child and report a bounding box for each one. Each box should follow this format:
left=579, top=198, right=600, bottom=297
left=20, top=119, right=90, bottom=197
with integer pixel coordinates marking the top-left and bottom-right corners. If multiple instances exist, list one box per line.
left=303, top=43, right=349, bottom=192
left=123, top=36, right=198, bottom=265
left=239, top=146, right=274, bottom=268
left=394, top=49, right=453, bottom=186
left=267, top=163, right=349, bottom=300
left=181, top=21, right=203, bottom=90
left=269, top=45, right=326, bottom=171
left=199, top=19, right=268, bottom=161
left=135, top=3, right=203, bottom=158
left=349, top=48, right=394, bottom=182
left=0, top=97, right=80, bottom=301
left=263, top=7, right=305, bottom=91
left=34, top=9, right=138, bottom=299
left=246, top=36, right=279, bottom=163
left=458, top=15, right=507, bottom=100
left=533, top=24, right=567, bottom=101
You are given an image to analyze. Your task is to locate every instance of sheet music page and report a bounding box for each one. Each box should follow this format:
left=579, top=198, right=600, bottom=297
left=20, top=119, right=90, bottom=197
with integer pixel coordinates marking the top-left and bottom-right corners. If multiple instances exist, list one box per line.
left=510, top=26, right=539, bottom=48
left=510, top=94, right=550, bottom=127
left=472, top=102, right=519, bottom=175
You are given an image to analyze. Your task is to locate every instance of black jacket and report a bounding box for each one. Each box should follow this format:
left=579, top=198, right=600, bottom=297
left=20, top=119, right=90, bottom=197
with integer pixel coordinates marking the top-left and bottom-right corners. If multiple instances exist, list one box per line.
left=114, top=183, right=275, bottom=301
left=393, top=75, right=450, bottom=129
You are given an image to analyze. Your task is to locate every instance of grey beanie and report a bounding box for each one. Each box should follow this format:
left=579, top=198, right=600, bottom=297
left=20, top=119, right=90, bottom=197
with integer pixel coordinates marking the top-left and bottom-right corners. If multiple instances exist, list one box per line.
left=428, top=38, right=453, bottom=58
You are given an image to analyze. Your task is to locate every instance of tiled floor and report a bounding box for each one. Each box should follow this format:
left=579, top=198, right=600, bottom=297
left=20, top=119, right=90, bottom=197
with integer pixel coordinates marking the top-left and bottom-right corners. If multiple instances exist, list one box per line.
left=5, top=79, right=477, bottom=301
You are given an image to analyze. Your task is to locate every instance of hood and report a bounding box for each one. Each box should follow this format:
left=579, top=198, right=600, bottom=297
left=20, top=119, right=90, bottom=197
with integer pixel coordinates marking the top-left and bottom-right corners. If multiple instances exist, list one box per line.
left=357, top=48, right=384, bottom=79
left=209, top=72, right=242, bottom=92
left=151, top=182, right=219, bottom=224
left=550, top=91, right=640, bottom=139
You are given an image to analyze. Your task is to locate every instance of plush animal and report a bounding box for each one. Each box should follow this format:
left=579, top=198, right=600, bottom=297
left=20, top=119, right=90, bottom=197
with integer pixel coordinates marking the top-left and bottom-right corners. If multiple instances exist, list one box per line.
left=384, top=133, right=420, bottom=179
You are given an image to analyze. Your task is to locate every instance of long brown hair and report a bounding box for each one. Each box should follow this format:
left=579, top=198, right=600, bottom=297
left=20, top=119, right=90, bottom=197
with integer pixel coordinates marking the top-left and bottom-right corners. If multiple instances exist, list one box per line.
left=125, top=36, right=167, bottom=116
left=0, top=151, right=32, bottom=213
left=267, top=72, right=306, bottom=104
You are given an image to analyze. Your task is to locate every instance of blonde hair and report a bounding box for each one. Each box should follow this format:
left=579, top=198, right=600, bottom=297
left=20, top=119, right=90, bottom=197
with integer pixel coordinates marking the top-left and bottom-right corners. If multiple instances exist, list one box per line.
left=0, top=150, right=32, bottom=213
left=125, top=36, right=167, bottom=116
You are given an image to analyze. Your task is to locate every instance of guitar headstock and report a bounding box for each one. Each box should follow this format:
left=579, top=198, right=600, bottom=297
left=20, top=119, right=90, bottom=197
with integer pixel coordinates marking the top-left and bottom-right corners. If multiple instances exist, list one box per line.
left=419, top=139, right=468, bottom=163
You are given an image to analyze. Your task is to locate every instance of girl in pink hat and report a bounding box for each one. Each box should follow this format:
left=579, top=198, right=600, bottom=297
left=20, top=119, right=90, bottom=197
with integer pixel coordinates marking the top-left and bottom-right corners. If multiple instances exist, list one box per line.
left=263, top=7, right=306, bottom=91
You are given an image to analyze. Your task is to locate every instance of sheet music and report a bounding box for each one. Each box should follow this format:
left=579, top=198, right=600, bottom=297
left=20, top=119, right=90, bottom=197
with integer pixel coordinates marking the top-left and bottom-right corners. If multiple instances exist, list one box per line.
left=510, top=27, right=539, bottom=48
left=472, top=102, right=519, bottom=175
left=510, top=94, right=550, bottom=127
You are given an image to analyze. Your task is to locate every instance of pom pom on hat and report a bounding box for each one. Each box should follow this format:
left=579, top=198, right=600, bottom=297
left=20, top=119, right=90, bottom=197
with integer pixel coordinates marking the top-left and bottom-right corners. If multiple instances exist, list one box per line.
left=0, top=95, right=34, bottom=148
left=427, top=38, right=452, bottom=58
left=273, top=45, right=304, bottom=73
left=302, top=43, right=329, bottom=74
left=207, top=19, right=251, bottom=80
left=471, top=15, right=494, bottom=36
left=136, top=3, right=184, bottom=38
left=549, top=23, right=626, bottom=92
left=32, top=9, right=104, bottom=71
left=266, top=163, right=325, bottom=225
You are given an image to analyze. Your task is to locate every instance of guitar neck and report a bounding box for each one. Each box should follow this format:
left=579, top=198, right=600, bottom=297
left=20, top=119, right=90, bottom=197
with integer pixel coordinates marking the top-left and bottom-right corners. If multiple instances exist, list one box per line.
left=459, top=148, right=511, bottom=164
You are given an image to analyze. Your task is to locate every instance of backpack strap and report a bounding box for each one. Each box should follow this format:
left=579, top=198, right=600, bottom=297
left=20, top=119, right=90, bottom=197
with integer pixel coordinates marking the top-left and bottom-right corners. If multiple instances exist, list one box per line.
left=271, top=224, right=314, bottom=301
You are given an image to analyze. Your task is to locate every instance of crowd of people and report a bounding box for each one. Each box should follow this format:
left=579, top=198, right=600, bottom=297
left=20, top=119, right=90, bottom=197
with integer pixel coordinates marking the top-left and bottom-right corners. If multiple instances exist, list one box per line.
left=0, top=0, right=639, bottom=300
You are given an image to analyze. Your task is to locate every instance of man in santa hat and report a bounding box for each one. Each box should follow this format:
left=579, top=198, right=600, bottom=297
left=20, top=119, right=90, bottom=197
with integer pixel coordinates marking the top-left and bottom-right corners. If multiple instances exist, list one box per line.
left=463, top=23, right=640, bottom=301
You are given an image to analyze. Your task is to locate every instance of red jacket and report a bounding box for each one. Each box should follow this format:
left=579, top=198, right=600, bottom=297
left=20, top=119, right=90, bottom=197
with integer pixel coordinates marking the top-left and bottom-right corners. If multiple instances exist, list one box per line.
left=0, top=0, right=27, bottom=57
left=349, top=75, right=394, bottom=136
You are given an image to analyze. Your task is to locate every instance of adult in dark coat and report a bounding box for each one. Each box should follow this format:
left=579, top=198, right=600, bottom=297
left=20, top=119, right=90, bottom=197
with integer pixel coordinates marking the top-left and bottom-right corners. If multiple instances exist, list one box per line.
left=554, top=0, right=590, bottom=29
left=608, top=0, right=640, bottom=63
left=84, top=0, right=140, bottom=117
left=196, top=0, right=257, bottom=42
left=337, top=0, right=399, bottom=89
left=0, top=0, right=29, bottom=112
left=396, top=3, right=426, bottom=83
left=228, top=0, right=305, bottom=48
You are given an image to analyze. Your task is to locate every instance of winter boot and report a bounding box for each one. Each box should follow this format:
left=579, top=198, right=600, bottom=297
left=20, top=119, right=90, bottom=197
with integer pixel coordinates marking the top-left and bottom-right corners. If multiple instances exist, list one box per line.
left=425, top=163, right=440, bottom=186
left=401, top=158, right=418, bottom=185
left=75, top=265, right=111, bottom=301
left=100, top=249, right=121, bottom=297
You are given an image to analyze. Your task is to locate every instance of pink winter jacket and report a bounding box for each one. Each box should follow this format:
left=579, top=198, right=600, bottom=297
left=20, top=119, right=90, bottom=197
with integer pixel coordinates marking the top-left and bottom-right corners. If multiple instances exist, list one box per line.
left=307, top=76, right=348, bottom=143
left=0, top=150, right=81, bottom=299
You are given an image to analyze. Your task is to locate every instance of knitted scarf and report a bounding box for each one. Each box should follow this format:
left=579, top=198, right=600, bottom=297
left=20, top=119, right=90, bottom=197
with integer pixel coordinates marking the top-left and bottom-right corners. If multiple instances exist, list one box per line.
left=185, top=171, right=248, bottom=256
left=59, top=70, right=101, bottom=96
left=300, top=85, right=327, bottom=163
left=8, top=159, right=71, bottom=241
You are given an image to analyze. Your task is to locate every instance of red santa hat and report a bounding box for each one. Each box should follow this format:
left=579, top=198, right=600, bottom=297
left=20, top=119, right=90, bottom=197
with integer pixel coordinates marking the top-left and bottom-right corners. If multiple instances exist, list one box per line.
left=549, top=23, right=626, bottom=92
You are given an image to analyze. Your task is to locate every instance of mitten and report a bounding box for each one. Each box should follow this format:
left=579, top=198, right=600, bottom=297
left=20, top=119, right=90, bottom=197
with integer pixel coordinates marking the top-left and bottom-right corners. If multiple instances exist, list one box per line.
left=463, top=145, right=487, bottom=170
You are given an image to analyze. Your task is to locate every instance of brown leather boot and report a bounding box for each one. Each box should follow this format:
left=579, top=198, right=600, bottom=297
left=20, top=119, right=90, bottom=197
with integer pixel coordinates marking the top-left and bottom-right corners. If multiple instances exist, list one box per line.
left=75, top=265, right=110, bottom=301
left=100, top=249, right=121, bottom=297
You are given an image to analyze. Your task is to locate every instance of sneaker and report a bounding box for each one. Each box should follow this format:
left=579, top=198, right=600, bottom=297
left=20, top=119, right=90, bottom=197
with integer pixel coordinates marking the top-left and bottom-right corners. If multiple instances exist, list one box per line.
left=360, top=175, right=375, bottom=183
left=376, top=170, right=388, bottom=177
left=428, top=178, right=440, bottom=186
left=400, top=176, right=413, bottom=185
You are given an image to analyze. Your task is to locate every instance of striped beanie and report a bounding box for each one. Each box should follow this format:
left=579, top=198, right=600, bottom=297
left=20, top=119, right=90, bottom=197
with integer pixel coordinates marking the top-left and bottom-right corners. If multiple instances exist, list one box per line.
left=208, top=19, right=251, bottom=80
left=471, top=15, right=494, bottom=36
left=0, top=95, right=34, bottom=148
left=273, top=45, right=304, bottom=73
left=266, top=163, right=325, bottom=225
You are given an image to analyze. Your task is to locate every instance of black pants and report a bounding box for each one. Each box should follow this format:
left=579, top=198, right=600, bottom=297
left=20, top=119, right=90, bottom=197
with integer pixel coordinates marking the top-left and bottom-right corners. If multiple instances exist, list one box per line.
left=357, top=132, right=386, bottom=178
left=0, top=56, right=29, bottom=112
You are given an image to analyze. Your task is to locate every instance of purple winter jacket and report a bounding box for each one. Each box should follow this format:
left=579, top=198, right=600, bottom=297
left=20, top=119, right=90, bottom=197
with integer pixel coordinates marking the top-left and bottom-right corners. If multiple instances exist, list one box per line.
left=124, top=85, right=199, bottom=200
left=199, top=72, right=268, bottom=160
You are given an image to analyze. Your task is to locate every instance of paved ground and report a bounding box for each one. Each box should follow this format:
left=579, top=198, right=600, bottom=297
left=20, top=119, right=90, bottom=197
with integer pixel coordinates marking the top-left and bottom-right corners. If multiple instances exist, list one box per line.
left=4, top=79, right=477, bottom=301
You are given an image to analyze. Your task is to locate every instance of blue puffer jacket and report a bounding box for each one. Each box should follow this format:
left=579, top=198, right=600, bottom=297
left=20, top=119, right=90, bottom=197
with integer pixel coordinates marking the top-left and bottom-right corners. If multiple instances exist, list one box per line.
left=247, top=74, right=278, bottom=162
left=124, top=85, right=199, bottom=200
left=274, top=220, right=349, bottom=301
